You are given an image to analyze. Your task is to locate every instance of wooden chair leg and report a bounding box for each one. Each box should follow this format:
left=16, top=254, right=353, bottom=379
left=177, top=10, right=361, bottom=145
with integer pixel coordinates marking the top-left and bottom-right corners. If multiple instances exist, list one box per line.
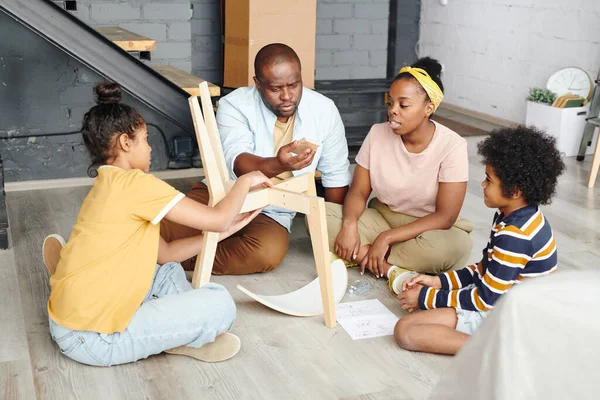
left=305, top=172, right=317, bottom=196
left=587, top=129, right=600, bottom=188
left=306, top=196, right=336, bottom=328
left=191, top=231, right=220, bottom=288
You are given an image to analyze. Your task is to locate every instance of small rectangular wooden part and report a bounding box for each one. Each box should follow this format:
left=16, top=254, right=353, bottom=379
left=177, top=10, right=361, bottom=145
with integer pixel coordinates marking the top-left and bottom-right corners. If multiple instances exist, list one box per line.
left=97, top=27, right=156, bottom=51
left=153, top=65, right=221, bottom=97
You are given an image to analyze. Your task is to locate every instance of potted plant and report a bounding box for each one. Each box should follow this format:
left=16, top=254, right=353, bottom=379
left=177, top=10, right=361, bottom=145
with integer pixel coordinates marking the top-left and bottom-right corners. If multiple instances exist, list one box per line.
left=525, top=87, right=593, bottom=157
left=526, top=88, right=557, bottom=105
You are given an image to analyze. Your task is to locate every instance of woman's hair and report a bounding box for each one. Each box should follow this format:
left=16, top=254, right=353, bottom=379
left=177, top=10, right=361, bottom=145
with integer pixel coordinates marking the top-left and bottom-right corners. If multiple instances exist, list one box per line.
left=81, top=82, right=144, bottom=177
left=477, top=126, right=565, bottom=206
left=394, top=56, right=444, bottom=101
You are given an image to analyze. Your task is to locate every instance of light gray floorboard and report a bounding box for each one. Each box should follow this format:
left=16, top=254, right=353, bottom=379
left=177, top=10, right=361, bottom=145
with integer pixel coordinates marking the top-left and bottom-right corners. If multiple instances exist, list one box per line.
left=1, top=136, right=599, bottom=399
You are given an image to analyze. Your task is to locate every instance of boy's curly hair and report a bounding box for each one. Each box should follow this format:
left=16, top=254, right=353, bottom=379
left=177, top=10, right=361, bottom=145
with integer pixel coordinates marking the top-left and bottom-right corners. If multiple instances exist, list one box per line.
left=477, top=125, right=565, bottom=205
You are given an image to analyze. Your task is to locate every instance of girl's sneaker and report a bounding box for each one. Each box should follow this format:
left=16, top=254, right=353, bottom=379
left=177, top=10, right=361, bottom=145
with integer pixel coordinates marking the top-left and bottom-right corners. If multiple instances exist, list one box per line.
left=387, top=266, right=419, bottom=295
left=42, top=234, right=66, bottom=275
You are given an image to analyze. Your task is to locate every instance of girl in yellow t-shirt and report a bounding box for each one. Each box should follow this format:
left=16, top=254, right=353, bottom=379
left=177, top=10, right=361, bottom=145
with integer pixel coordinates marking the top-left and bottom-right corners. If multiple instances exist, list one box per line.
left=43, top=82, right=271, bottom=367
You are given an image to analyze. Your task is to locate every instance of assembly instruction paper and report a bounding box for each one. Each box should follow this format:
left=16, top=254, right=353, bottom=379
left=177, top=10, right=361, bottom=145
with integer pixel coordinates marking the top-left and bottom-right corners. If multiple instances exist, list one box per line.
left=336, top=299, right=399, bottom=340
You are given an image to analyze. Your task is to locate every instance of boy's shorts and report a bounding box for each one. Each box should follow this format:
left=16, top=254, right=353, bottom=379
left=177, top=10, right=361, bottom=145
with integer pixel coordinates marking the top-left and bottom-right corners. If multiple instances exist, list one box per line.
left=455, top=309, right=488, bottom=334
left=454, top=285, right=489, bottom=334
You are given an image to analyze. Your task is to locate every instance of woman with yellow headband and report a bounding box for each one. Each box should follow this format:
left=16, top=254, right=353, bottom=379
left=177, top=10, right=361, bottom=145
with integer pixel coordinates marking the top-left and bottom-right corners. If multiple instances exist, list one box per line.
left=326, top=57, right=472, bottom=294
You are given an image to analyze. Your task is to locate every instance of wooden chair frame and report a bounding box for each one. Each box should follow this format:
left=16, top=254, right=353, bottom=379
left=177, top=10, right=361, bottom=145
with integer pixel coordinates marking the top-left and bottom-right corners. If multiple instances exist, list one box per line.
left=188, top=82, right=336, bottom=328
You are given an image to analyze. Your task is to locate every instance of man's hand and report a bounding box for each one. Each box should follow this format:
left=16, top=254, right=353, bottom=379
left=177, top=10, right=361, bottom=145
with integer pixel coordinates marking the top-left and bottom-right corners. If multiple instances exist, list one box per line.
left=398, top=284, right=423, bottom=313
left=361, top=232, right=390, bottom=278
left=402, top=274, right=442, bottom=292
left=277, top=141, right=316, bottom=171
left=335, top=223, right=360, bottom=262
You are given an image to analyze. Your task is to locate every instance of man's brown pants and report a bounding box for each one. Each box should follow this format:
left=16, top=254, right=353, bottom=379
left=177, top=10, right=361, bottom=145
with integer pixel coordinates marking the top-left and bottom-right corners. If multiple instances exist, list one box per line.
left=160, top=182, right=289, bottom=274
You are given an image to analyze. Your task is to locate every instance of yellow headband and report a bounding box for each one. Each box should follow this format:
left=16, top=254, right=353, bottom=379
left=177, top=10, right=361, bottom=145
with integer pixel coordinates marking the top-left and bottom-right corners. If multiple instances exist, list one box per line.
left=398, top=66, right=444, bottom=111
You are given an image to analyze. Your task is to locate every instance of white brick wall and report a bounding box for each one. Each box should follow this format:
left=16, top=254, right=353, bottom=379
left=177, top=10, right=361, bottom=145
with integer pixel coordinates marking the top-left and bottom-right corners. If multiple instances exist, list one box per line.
left=73, top=0, right=396, bottom=83
left=419, top=0, right=600, bottom=123
left=316, top=0, right=390, bottom=80
left=75, top=0, right=192, bottom=73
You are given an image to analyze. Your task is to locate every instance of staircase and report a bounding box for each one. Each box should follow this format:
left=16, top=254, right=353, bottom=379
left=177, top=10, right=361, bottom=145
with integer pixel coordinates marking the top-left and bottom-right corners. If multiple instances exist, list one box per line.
left=56, top=3, right=221, bottom=100
left=315, top=78, right=392, bottom=162
left=1, top=0, right=220, bottom=135
left=0, top=0, right=222, bottom=249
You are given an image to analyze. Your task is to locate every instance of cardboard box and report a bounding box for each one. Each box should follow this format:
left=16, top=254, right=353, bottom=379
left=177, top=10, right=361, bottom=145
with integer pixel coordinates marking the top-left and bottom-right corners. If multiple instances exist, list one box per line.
left=223, top=0, right=317, bottom=89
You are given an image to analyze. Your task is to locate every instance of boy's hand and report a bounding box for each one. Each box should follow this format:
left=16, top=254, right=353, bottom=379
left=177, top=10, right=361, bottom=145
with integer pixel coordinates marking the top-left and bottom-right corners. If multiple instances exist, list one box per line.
left=398, top=284, right=422, bottom=312
left=402, top=274, right=442, bottom=292
left=240, top=171, right=273, bottom=188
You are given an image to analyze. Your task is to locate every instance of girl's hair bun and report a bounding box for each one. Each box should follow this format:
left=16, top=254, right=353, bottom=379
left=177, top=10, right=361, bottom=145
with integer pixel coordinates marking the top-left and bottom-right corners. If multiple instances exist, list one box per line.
left=95, top=82, right=122, bottom=105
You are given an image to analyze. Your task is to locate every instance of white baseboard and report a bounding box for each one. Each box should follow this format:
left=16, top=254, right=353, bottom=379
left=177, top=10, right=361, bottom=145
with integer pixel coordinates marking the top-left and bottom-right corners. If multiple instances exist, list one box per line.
left=4, top=168, right=204, bottom=193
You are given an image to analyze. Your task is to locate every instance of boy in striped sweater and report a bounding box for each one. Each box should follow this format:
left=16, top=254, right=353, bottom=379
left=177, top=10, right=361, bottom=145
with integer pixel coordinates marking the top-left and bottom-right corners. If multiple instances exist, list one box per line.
left=394, top=126, right=565, bottom=355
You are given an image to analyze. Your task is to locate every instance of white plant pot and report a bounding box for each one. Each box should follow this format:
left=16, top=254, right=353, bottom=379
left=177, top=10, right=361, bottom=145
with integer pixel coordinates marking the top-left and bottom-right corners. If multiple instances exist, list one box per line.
left=525, top=101, right=597, bottom=157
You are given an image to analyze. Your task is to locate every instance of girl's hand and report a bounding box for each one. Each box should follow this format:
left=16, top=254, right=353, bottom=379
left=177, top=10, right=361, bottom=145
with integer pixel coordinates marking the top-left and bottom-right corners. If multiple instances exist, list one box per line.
left=362, top=233, right=390, bottom=278
left=240, top=171, right=273, bottom=189
left=334, top=224, right=360, bottom=262
left=402, top=274, right=442, bottom=292
left=219, top=208, right=263, bottom=241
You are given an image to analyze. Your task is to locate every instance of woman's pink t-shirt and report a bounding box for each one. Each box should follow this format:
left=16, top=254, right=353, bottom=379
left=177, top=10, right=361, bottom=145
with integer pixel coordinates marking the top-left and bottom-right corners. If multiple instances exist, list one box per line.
left=355, top=121, right=468, bottom=218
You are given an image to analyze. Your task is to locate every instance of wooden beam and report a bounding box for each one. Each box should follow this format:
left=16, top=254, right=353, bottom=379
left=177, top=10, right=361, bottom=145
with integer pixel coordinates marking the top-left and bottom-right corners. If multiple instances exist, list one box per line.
left=268, top=189, right=312, bottom=214
left=96, top=26, right=156, bottom=51
left=154, top=66, right=220, bottom=97
left=240, top=188, right=271, bottom=213
left=272, top=174, right=312, bottom=194
left=306, top=196, right=336, bottom=328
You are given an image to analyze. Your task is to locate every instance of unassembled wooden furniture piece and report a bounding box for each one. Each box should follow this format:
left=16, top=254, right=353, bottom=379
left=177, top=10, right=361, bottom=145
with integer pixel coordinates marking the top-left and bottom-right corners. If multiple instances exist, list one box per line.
left=153, top=65, right=221, bottom=98
left=236, top=259, right=347, bottom=317
left=96, top=26, right=156, bottom=52
left=188, top=82, right=337, bottom=328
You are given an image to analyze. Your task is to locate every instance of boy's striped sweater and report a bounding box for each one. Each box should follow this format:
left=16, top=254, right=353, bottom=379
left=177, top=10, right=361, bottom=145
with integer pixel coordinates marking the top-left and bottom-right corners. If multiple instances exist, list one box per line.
left=418, top=205, right=557, bottom=312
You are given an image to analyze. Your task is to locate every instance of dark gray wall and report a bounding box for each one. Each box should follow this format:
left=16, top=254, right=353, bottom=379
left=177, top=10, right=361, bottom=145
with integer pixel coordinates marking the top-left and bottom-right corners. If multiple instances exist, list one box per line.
left=0, top=11, right=185, bottom=182
left=0, top=0, right=420, bottom=181
left=190, top=0, right=221, bottom=85
left=388, top=0, right=420, bottom=76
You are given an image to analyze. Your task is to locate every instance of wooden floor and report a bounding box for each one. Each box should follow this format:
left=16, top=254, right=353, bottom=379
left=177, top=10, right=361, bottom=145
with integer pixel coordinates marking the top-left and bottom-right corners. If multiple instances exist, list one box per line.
left=2, top=136, right=600, bottom=400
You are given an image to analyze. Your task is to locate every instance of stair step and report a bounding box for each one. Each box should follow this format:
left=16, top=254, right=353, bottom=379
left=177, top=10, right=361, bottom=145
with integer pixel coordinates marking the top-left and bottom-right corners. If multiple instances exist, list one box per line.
left=338, top=106, right=386, bottom=114
left=315, top=78, right=393, bottom=95
left=152, top=65, right=220, bottom=97
left=97, top=26, right=156, bottom=52
left=345, top=126, right=371, bottom=147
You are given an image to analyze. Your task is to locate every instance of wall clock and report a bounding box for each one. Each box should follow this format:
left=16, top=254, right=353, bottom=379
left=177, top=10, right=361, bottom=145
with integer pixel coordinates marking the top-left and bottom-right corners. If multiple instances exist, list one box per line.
left=546, top=67, right=593, bottom=101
